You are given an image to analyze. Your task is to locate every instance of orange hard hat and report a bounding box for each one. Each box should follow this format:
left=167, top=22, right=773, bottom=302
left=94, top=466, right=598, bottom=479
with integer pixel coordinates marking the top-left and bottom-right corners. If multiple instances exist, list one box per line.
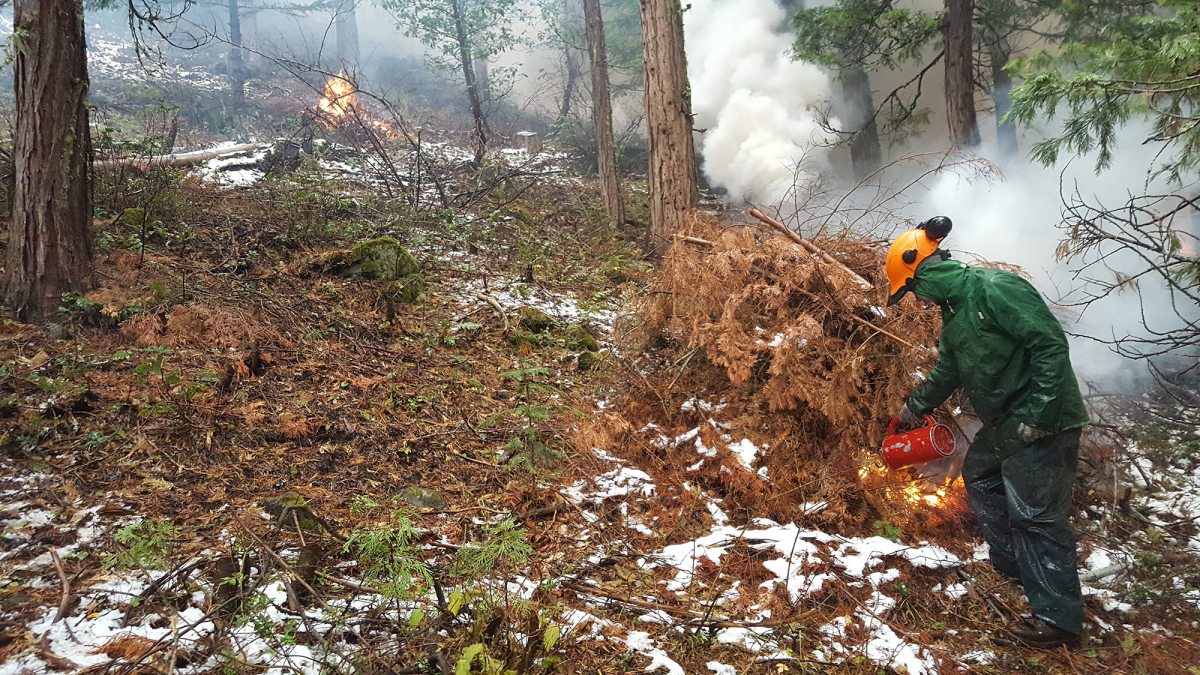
left=886, top=217, right=951, bottom=305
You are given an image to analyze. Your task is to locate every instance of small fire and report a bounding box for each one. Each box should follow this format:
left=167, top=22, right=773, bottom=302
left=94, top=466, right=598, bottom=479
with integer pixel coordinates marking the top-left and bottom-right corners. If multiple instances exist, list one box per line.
left=902, top=481, right=951, bottom=507
left=314, top=72, right=400, bottom=140
left=858, top=457, right=957, bottom=509
left=318, top=72, right=357, bottom=121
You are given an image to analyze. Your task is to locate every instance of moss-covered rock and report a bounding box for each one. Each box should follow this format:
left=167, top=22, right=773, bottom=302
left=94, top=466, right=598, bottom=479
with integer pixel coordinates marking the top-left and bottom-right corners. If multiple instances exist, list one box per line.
left=577, top=350, right=607, bottom=372
left=565, top=323, right=600, bottom=352
left=313, top=236, right=425, bottom=302
left=398, top=487, right=447, bottom=510
left=517, top=307, right=554, bottom=333
left=381, top=278, right=425, bottom=305
left=507, top=329, right=546, bottom=350
left=117, top=207, right=146, bottom=229
left=600, top=256, right=650, bottom=284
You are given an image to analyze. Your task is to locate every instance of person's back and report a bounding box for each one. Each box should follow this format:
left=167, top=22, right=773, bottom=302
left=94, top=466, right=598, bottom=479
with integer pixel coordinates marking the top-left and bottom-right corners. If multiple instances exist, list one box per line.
left=906, top=258, right=1089, bottom=434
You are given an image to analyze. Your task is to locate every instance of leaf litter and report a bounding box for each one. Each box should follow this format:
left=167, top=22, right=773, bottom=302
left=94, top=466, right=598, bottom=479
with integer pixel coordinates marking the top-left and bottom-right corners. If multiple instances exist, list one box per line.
left=0, top=168, right=1199, bottom=675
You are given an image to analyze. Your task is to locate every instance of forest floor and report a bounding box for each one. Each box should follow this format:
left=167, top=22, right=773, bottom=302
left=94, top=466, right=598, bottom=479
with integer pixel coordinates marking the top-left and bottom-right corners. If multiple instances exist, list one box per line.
left=0, top=133, right=1197, bottom=675
left=1, top=44, right=1200, bottom=672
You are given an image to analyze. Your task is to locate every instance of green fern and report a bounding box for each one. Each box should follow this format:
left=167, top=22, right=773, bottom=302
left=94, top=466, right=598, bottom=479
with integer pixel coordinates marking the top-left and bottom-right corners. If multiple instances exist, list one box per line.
left=102, top=519, right=178, bottom=571
left=453, top=520, right=533, bottom=577
left=343, top=509, right=432, bottom=600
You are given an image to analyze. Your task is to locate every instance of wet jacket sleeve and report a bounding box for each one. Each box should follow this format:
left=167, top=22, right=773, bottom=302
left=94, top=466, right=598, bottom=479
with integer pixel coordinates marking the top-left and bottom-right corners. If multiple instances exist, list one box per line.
left=905, top=343, right=960, bottom=416
left=982, top=275, right=1071, bottom=428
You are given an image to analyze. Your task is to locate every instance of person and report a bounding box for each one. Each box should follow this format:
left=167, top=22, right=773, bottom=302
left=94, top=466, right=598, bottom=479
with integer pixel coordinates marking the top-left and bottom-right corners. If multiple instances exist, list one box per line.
left=886, top=217, right=1090, bottom=648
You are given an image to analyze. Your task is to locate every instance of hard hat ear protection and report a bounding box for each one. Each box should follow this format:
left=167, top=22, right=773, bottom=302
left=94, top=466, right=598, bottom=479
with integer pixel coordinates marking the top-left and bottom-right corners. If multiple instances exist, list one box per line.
left=918, top=216, right=953, bottom=240
left=885, top=217, right=953, bottom=305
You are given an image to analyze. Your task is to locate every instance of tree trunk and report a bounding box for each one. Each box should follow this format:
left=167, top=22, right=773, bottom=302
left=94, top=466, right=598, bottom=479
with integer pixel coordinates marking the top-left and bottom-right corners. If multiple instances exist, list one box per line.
left=473, top=44, right=491, bottom=112
left=560, top=50, right=580, bottom=121
left=584, top=0, right=624, bottom=227
left=242, top=6, right=263, bottom=71
left=335, top=0, right=360, bottom=73
left=639, top=0, right=698, bottom=255
left=451, top=0, right=488, bottom=164
left=842, top=66, right=881, bottom=179
left=228, top=0, right=246, bottom=118
left=943, top=0, right=979, bottom=148
left=5, top=0, right=93, bottom=323
left=559, top=0, right=580, bottom=121
left=990, top=35, right=1018, bottom=160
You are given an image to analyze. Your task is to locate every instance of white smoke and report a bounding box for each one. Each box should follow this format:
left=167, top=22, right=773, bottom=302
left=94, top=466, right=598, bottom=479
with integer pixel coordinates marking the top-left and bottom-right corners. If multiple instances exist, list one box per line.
left=684, top=0, right=837, bottom=207
left=921, top=137, right=1200, bottom=387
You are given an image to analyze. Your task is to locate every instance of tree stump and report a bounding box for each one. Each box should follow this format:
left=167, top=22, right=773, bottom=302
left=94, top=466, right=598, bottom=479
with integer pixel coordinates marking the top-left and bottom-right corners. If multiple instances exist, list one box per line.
left=515, top=131, right=543, bottom=155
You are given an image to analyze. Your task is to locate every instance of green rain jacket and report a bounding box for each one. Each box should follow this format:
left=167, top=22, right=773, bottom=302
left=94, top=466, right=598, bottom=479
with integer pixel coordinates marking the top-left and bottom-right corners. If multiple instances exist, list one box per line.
left=904, top=258, right=1089, bottom=432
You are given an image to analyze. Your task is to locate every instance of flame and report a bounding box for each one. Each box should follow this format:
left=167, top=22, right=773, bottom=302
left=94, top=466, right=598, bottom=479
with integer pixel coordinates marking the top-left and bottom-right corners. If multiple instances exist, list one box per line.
left=318, top=72, right=357, bottom=121
left=902, top=481, right=950, bottom=507
left=314, top=73, right=400, bottom=140
left=858, top=456, right=957, bottom=509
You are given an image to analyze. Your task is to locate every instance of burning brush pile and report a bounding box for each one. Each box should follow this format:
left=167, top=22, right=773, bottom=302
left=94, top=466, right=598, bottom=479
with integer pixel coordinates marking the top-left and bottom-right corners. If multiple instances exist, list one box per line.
left=587, top=212, right=970, bottom=534
left=313, top=71, right=399, bottom=139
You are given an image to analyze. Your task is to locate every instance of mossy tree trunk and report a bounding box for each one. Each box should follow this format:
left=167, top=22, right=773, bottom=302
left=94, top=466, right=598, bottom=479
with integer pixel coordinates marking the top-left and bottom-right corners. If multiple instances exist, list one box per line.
left=843, top=66, right=881, bottom=179
left=558, top=0, right=580, bottom=121
left=990, top=35, right=1018, bottom=160
left=450, top=0, right=488, bottom=164
left=4, top=0, right=94, bottom=323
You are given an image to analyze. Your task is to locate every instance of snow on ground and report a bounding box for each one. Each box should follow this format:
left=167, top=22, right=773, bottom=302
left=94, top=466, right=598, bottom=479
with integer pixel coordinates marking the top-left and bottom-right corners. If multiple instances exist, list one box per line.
left=0, top=459, right=411, bottom=674
left=87, top=32, right=225, bottom=92
left=457, top=278, right=618, bottom=335
left=1137, top=458, right=1200, bottom=553
left=561, top=448, right=658, bottom=536
left=624, top=631, right=686, bottom=675
left=634, top=517, right=960, bottom=672
left=645, top=400, right=776, bottom=480
left=194, top=144, right=271, bottom=187
left=2, top=570, right=380, bottom=675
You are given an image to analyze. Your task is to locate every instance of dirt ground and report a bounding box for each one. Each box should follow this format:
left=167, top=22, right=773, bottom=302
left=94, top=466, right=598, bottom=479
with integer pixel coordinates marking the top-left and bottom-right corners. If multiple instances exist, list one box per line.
left=0, top=133, right=1198, bottom=675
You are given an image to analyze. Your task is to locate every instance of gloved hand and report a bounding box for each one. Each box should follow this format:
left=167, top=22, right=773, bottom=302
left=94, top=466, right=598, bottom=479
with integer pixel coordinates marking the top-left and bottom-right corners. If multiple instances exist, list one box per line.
left=897, top=403, right=919, bottom=425
left=1017, top=423, right=1052, bottom=443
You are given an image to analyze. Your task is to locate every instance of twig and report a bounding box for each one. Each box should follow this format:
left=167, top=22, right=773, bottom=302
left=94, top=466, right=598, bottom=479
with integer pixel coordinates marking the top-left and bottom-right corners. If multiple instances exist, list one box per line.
left=955, top=568, right=1009, bottom=624
left=137, top=556, right=207, bottom=603
left=561, top=580, right=815, bottom=628
left=474, top=293, right=509, bottom=333
left=746, top=208, right=873, bottom=290
left=292, top=510, right=307, bottom=548
left=1080, top=563, right=1128, bottom=583
left=233, top=514, right=327, bottom=605
left=317, top=572, right=383, bottom=595
left=452, top=449, right=501, bottom=468
left=94, top=142, right=265, bottom=170
left=843, top=312, right=927, bottom=352
left=673, top=234, right=714, bottom=248
left=49, top=549, right=71, bottom=623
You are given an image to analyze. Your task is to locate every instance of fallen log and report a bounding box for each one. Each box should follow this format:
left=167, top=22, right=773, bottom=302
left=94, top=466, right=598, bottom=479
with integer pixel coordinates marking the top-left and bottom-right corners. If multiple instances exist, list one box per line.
left=746, top=207, right=874, bottom=291
left=94, top=142, right=265, bottom=171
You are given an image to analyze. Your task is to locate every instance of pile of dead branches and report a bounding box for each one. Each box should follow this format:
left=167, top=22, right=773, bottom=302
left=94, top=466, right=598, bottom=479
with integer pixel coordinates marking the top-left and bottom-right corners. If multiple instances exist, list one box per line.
left=584, top=211, right=967, bottom=532
left=642, top=211, right=939, bottom=449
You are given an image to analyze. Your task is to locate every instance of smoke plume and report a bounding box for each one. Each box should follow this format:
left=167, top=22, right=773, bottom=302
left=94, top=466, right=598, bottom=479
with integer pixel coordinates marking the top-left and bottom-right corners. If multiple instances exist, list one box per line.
left=684, top=0, right=837, bottom=208
left=921, top=137, right=1199, bottom=388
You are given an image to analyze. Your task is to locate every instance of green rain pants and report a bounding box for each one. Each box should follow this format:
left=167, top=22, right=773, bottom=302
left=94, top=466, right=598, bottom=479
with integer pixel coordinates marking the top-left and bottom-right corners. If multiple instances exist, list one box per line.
left=962, top=423, right=1083, bottom=635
